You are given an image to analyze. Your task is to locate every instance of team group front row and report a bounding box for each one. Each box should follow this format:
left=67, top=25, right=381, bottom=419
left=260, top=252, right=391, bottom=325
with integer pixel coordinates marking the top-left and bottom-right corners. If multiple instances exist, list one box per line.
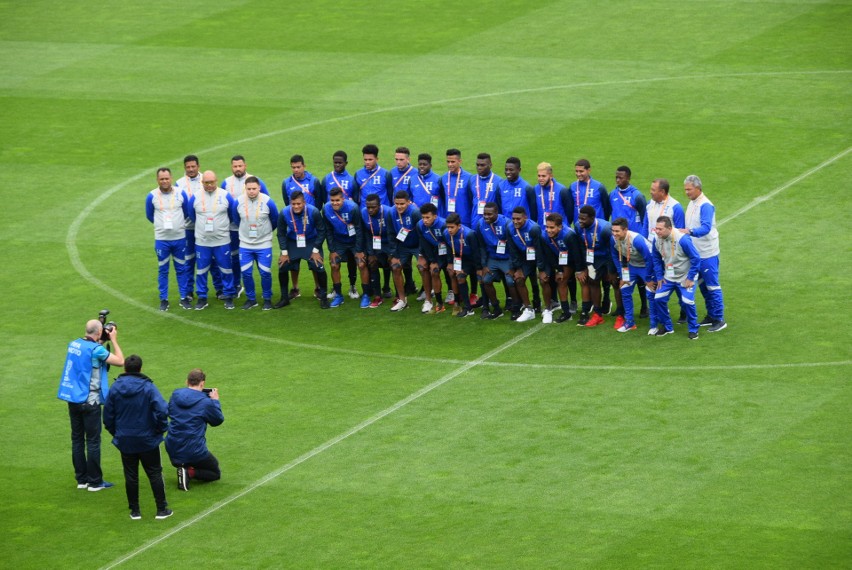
left=145, top=146, right=727, bottom=338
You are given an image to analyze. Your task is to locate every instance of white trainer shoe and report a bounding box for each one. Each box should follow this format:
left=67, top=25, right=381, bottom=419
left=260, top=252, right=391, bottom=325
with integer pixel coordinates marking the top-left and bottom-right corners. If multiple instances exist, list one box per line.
left=542, top=309, right=553, bottom=324
left=421, top=300, right=433, bottom=313
left=516, top=308, right=535, bottom=322
left=390, top=298, right=408, bottom=312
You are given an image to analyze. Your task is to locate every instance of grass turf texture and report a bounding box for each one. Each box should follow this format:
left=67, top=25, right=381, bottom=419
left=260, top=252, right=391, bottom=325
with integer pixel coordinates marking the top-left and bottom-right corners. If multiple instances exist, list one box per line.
left=1, top=0, right=850, bottom=567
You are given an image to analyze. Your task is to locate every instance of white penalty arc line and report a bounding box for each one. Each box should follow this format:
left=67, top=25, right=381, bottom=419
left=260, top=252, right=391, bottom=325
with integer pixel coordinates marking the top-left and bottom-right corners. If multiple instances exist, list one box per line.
left=99, top=324, right=543, bottom=570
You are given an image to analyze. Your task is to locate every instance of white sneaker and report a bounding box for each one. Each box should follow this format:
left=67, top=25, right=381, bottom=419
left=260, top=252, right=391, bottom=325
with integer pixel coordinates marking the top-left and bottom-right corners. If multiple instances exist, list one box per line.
left=348, top=286, right=360, bottom=299
left=517, top=307, right=535, bottom=322
left=421, top=300, right=433, bottom=313
left=446, top=290, right=455, bottom=304
left=327, top=291, right=335, bottom=300
left=390, top=298, right=408, bottom=312
left=542, top=309, right=553, bottom=324
left=416, top=290, right=426, bottom=301
left=647, top=327, right=658, bottom=336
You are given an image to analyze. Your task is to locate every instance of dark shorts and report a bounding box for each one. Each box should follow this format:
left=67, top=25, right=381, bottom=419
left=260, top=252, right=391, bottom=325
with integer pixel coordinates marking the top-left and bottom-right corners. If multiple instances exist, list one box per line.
left=588, top=256, right=615, bottom=280
left=282, top=243, right=325, bottom=272
left=329, top=243, right=358, bottom=261
left=512, top=260, right=537, bottom=279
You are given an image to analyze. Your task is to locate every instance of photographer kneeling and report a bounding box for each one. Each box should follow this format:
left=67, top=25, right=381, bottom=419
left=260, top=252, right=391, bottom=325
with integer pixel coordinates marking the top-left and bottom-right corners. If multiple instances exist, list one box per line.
left=165, top=369, right=224, bottom=491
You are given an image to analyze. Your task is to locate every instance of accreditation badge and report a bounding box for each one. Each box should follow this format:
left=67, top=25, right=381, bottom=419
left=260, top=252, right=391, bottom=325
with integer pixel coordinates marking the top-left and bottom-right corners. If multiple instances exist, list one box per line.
left=438, top=243, right=447, bottom=256
left=496, top=240, right=506, bottom=255
left=431, top=196, right=439, bottom=207
left=163, top=215, right=174, bottom=230
left=453, top=257, right=462, bottom=271
left=249, top=224, right=258, bottom=238
left=297, top=234, right=306, bottom=248
left=372, top=236, right=382, bottom=250
left=205, top=217, right=214, bottom=233
left=558, top=251, right=568, bottom=265
left=526, top=247, right=535, bottom=261
left=665, top=263, right=675, bottom=280
left=396, top=227, right=410, bottom=242
left=477, top=201, right=486, bottom=214
left=447, top=198, right=456, bottom=212
left=347, top=224, right=356, bottom=237
left=586, top=250, right=595, bottom=264
left=621, top=267, right=631, bottom=282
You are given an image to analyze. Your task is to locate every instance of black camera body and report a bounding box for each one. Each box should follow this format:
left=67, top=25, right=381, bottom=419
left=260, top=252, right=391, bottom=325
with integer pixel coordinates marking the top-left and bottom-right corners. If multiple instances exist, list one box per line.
left=202, top=388, right=213, bottom=395
left=98, top=309, right=116, bottom=342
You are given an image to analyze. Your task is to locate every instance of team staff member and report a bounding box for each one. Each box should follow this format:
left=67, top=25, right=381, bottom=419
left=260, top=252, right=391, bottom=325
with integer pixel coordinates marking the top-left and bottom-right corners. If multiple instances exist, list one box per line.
left=165, top=368, right=224, bottom=492
left=175, top=154, right=203, bottom=299
left=103, top=355, right=171, bottom=520
left=276, top=190, right=329, bottom=310
left=476, top=202, right=514, bottom=320
left=322, top=187, right=363, bottom=309
left=498, top=157, right=536, bottom=220
left=360, top=193, right=394, bottom=308
left=410, top=153, right=442, bottom=212
left=231, top=177, right=278, bottom=310
left=386, top=191, right=421, bottom=312
left=576, top=205, right=614, bottom=327
left=416, top=202, right=447, bottom=314
left=539, top=213, right=585, bottom=324
left=682, top=175, right=726, bottom=332
left=188, top=170, right=238, bottom=310
left=649, top=215, right=701, bottom=339
left=443, top=213, right=482, bottom=318
left=58, top=319, right=124, bottom=491
left=610, top=217, right=654, bottom=333
left=321, top=151, right=360, bottom=299
left=221, top=155, right=268, bottom=296
left=645, top=178, right=685, bottom=238
left=507, top=206, right=542, bottom=322
left=146, top=167, right=192, bottom=311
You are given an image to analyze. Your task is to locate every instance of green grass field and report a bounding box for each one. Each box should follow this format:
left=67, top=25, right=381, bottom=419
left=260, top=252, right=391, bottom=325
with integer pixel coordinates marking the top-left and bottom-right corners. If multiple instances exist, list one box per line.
left=2, top=1, right=850, bottom=568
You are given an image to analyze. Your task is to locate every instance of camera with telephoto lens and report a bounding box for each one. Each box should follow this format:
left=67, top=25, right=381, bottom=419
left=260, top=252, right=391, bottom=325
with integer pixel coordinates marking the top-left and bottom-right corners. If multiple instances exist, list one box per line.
left=98, top=309, right=116, bottom=342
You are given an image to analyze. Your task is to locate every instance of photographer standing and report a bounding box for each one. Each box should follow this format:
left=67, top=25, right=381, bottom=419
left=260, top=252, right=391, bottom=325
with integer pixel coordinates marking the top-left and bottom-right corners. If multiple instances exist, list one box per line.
left=57, top=319, right=124, bottom=491
left=165, top=369, right=224, bottom=491
left=103, top=355, right=172, bottom=520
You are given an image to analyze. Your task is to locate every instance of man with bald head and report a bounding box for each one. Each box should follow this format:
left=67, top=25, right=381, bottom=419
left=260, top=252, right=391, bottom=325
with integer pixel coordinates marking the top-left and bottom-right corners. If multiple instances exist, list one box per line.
left=58, top=318, right=125, bottom=491
left=187, top=171, right=238, bottom=309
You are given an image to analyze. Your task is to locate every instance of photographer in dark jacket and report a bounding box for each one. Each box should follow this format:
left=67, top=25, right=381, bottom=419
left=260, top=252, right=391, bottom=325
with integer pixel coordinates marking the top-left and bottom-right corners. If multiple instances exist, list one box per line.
left=165, top=369, right=224, bottom=492
left=103, top=355, right=172, bottom=520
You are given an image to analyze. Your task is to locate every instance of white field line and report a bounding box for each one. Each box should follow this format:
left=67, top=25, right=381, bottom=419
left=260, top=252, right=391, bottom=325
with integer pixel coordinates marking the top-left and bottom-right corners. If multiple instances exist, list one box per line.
left=717, top=146, right=851, bottom=226
left=99, top=324, right=543, bottom=570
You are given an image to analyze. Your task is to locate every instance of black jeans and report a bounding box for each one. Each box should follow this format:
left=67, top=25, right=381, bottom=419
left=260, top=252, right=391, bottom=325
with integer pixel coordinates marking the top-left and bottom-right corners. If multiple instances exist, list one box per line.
left=68, top=402, right=102, bottom=486
left=121, top=447, right=168, bottom=512
left=173, top=452, right=221, bottom=481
